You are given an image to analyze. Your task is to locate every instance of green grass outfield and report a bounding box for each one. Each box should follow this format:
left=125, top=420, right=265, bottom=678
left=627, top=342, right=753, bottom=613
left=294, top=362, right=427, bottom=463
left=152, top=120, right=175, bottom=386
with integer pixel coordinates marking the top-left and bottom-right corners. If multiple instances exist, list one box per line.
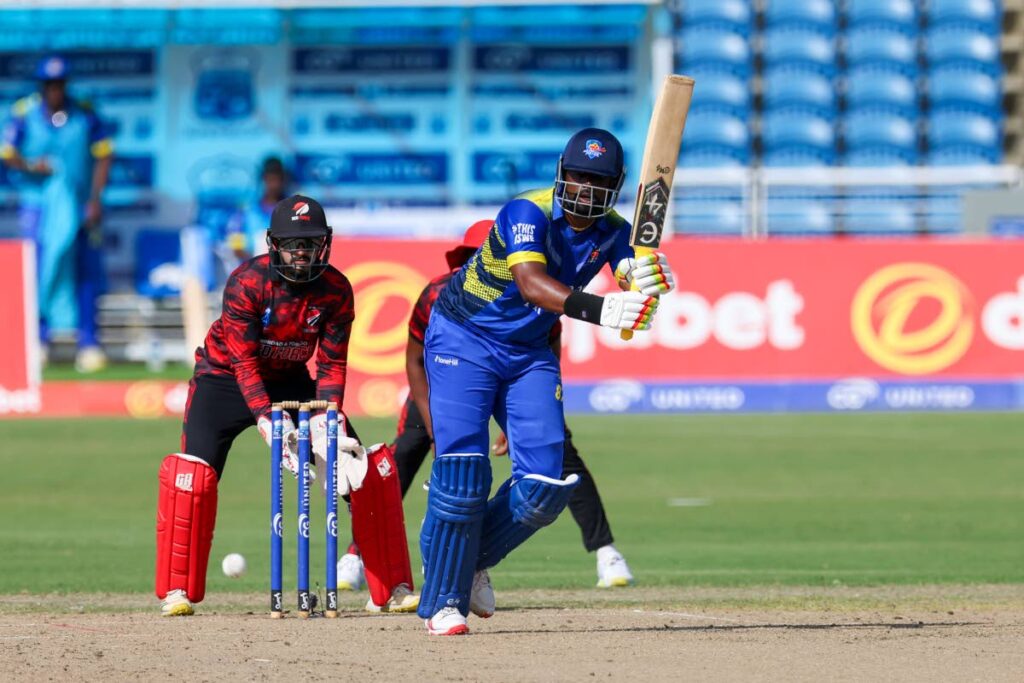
left=1, top=413, right=1021, bottom=596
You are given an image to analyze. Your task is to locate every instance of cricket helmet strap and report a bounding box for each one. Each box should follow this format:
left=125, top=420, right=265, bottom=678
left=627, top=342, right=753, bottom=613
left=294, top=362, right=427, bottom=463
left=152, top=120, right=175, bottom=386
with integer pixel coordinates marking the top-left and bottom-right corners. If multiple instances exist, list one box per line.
left=555, top=128, right=625, bottom=219
left=267, top=195, right=332, bottom=283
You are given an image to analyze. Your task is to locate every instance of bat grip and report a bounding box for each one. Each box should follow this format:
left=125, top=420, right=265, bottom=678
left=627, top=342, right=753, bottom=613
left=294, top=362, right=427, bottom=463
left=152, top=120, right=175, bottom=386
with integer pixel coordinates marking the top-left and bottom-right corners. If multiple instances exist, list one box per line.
left=619, top=247, right=655, bottom=341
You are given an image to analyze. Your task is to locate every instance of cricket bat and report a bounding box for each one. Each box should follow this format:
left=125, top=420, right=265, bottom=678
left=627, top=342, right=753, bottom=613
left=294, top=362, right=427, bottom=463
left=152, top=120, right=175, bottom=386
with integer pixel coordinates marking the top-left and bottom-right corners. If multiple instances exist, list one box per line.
left=621, top=74, right=694, bottom=340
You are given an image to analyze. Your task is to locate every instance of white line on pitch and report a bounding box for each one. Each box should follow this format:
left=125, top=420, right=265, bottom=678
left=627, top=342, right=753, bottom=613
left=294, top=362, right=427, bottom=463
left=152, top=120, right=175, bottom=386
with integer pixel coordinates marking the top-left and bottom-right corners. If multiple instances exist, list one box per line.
left=666, top=498, right=712, bottom=507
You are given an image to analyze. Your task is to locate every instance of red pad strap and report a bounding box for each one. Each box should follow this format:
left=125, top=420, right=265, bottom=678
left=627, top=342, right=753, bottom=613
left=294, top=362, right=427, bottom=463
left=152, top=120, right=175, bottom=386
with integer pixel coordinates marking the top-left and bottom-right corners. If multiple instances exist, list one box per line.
left=351, top=444, right=414, bottom=606
left=155, top=453, right=218, bottom=603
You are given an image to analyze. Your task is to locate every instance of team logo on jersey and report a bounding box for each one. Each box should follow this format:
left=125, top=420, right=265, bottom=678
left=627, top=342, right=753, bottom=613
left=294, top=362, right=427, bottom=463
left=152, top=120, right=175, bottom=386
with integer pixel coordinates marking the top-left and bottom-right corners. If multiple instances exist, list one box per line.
left=588, top=247, right=601, bottom=264
left=304, top=307, right=322, bottom=332
left=583, top=139, right=606, bottom=159
left=292, top=201, right=310, bottom=221
left=261, top=306, right=271, bottom=327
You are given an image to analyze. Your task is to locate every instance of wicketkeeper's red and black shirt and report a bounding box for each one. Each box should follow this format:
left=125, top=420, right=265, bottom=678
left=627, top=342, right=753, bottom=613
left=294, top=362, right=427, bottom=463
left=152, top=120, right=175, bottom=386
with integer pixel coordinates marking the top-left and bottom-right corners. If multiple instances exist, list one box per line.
left=409, top=269, right=561, bottom=345
left=194, top=255, right=354, bottom=420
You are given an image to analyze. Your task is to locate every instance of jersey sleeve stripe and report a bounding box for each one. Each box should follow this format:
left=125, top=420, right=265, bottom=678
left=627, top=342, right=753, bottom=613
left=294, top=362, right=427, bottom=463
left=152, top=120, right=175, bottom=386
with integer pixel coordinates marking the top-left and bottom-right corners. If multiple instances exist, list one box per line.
left=507, top=251, right=547, bottom=267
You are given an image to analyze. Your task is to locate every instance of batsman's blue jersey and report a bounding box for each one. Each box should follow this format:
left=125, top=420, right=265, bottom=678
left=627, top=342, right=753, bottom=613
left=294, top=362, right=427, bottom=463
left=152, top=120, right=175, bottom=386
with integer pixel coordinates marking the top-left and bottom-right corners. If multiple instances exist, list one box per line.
left=434, top=187, right=635, bottom=347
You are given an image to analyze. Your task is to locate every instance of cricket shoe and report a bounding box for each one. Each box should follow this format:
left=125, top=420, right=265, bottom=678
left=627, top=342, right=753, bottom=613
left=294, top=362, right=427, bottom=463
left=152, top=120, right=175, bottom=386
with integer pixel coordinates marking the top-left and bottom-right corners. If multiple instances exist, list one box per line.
left=425, top=607, right=469, bottom=636
left=469, top=569, right=495, bottom=618
left=336, top=552, right=364, bottom=591
left=596, top=545, right=634, bottom=588
left=160, top=589, right=194, bottom=617
left=365, top=583, right=420, bottom=613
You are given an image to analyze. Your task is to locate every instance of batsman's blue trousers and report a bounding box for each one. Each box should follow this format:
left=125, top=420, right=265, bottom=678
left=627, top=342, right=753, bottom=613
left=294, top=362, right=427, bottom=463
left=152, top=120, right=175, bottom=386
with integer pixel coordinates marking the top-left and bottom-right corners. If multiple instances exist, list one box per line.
left=424, top=311, right=565, bottom=480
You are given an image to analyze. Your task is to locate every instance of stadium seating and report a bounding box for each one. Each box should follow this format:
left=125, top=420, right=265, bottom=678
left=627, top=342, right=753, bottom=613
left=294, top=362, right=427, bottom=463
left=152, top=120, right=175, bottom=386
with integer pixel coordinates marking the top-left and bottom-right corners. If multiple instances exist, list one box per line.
left=762, top=29, right=837, bottom=75
left=928, top=67, right=1001, bottom=114
left=762, top=111, right=835, bottom=162
left=678, top=27, right=751, bottom=76
left=845, top=0, right=917, bottom=34
left=680, top=0, right=752, bottom=35
left=764, top=0, right=836, bottom=34
left=928, top=111, right=1002, bottom=161
left=844, top=111, right=918, bottom=162
left=687, top=68, right=750, bottom=116
left=925, top=28, right=1001, bottom=75
left=844, top=29, right=918, bottom=75
left=928, top=0, right=1000, bottom=33
left=845, top=68, right=918, bottom=116
left=842, top=149, right=915, bottom=166
left=763, top=68, right=835, bottom=116
left=923, top=196, right=962, bottom=233
left=766, top=199, right=836, bottom=235
left=680, top=111, right=751, bottom=164
left=926, top=148, right=1000, bottom=165
left=675, top=200, right=746, bottom=235
left=842, top=200, right=917, bottom=234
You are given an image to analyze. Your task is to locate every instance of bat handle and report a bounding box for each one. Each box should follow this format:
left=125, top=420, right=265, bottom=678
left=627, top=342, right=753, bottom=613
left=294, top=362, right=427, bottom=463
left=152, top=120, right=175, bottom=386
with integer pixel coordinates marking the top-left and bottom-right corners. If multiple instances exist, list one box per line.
left=619, top=247, right=655, bottom=341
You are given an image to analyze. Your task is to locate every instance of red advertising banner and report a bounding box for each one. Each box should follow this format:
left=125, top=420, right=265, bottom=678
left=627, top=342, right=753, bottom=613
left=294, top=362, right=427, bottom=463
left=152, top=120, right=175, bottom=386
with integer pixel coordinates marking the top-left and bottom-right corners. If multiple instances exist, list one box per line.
left=332, top=238, right=1024, bottom=416
left=0, top=240, right=40, bottom=413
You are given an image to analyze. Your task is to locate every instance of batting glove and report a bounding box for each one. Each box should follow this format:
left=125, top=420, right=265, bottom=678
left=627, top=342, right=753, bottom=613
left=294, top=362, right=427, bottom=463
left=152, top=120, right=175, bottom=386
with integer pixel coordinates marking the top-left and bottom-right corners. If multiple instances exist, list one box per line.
left=614, top=252, right=675, bottom=296
left=257, top=412, right=302, bottom=479
left=600, top=290, right=659, bottom=331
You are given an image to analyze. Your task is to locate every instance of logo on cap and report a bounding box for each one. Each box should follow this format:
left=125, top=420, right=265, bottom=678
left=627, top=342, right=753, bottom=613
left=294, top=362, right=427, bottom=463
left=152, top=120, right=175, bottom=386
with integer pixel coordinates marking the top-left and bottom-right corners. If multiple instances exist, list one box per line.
left=43, top=58, right=65, bottom=79
left=583, top=139, right=606, bottom=159
left=292, top=201, right=310, bottom=221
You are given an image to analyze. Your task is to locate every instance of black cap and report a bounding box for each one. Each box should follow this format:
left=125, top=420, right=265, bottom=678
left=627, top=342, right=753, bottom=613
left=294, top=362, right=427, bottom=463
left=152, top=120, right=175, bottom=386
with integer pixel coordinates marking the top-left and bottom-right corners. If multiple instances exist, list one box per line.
left=269, top=194, right=330, bottom=238
left=561, top=128, right=624, bottom=178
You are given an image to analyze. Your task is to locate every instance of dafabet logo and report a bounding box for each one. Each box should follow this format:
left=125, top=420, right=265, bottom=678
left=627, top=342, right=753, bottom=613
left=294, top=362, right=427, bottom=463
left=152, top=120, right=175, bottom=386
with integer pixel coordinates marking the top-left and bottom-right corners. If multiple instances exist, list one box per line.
left=851, top=263, right=974, bottom=375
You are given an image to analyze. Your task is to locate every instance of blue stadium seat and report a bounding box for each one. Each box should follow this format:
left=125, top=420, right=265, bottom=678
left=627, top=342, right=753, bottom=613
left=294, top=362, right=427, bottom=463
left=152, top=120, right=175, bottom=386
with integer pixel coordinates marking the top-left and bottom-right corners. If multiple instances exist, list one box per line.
left=763, top=29, right=837, bottom=75
left=844, top=29, right=918, bottom=75
left=764, top=0, right=836, bottom=34
left=675, top=201, right=746, bottom=235
left=844, top=68, right=918, bottom=116
left=925, top=28, right=1001, bottom=76
left=929, top=0, right=1000, bottom=33
left=681, top=111, right=751, bottom=163
left=928, top=111, right=1001, bottom=161
left=926, top=148, right=999, bottom=165
left=843, top=200, right=917, bottom=235
left=846, top=0, right=917, bottom=34
left=681, top=0, right=753, bottom=35
left=844, top=112, right=918, bottom=162
left=679, top=150, right=749, bottom=167
left=929, top=67, right=1001, bottom=114
left=766, top=199, right=836, bottom=235
left=677, top=28, right=752, bottom=76
left=763, top=68, right=835, bottom=116
left=762, top=112, right=836, bottom=160
left=687, top=68, right=750, bottom=116
left=762, top=149, right=834, bottom=166
left=842, top=149, right=916, bottom=166
left=923, top=197, right=961, bottom=234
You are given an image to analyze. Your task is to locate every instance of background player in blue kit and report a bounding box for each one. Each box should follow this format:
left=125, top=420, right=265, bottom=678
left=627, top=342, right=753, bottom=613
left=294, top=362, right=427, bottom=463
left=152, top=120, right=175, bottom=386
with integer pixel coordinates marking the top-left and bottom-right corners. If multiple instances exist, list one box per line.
left=418, top=128, right=677, bottom=635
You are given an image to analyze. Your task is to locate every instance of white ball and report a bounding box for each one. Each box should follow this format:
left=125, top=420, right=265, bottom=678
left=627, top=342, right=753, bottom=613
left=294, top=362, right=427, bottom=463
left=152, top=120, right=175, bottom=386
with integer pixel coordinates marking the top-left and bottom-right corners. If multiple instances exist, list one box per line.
left=221, top=553, right=247, bottom=578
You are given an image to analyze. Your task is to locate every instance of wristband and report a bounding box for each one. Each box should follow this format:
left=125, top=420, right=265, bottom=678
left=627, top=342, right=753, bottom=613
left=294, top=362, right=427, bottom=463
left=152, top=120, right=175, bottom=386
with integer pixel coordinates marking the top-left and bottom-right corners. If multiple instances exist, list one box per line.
left=564, top=291, right=604, bottom=324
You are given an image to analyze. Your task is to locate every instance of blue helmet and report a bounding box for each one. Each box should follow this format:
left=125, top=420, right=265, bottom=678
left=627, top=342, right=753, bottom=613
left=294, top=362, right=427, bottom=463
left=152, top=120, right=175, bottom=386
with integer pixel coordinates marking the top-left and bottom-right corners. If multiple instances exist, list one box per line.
left=555, top=128, right=625, bottom=219
left=35, top=55, right=69, bottom=82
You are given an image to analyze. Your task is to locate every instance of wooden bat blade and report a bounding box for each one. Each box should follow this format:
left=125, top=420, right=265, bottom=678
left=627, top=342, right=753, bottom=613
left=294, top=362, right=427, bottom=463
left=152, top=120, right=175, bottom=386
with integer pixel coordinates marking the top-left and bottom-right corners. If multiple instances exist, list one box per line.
left=622, top=74, right=694, bottom=341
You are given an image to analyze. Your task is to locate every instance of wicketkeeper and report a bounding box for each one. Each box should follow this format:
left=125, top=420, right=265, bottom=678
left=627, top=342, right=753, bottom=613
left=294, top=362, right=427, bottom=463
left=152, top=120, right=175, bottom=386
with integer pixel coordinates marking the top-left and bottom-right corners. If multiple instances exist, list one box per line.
left=154, top=195, right=417, bottom=616
left=418, top=129, right=676, bottom=635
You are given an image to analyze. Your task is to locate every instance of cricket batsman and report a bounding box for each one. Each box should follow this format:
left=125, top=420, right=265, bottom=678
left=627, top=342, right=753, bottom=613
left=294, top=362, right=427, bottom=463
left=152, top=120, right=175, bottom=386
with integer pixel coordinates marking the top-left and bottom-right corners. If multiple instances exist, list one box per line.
left=418, top=129, right=675, bottom=635
left=154, top=195, right=417, bottom=616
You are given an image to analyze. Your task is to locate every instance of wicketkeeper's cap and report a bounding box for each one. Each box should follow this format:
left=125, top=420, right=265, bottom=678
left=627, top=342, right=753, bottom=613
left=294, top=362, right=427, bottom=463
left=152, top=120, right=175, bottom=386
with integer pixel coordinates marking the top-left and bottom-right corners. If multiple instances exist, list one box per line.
left=269, top=194, right=330, bottom=238
left=561, top=127, right=624, bottom=178
left=445, top=219, right=492, bottom=270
